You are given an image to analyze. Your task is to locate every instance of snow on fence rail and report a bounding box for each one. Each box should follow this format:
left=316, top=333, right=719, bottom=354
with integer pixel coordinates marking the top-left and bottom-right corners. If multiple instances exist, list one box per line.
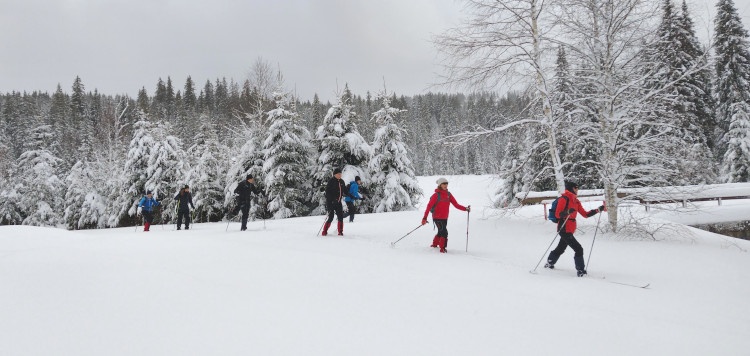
left=516, top=183, right=750, bottom=217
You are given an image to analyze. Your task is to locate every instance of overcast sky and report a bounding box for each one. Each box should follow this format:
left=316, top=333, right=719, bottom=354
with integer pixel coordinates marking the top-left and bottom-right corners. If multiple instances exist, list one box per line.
left=0, top=0, right=748, bottom=102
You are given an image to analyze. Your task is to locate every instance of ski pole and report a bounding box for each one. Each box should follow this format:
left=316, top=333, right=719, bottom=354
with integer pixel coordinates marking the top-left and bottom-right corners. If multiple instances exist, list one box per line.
left=586, top=207, right=604, bottom=270
left=262, top=195, right=267, bottom=230
left=316, top=215, right=328, bottom=237
left=135, top=214, right=141, bottom=232
left=465, top=208, right=470, bottom=252
left=391, top=224, right=425, bottom=247
left=530, top=215, right=571, bottom=273
left=225, top=206, right=236, bottom=232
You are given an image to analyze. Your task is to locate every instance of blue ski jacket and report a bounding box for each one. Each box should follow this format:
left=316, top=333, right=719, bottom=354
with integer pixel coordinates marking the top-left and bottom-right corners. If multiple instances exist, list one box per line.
left=344, top=181, right=362, bottom=203
left=138, top=196, right=161, bottom=212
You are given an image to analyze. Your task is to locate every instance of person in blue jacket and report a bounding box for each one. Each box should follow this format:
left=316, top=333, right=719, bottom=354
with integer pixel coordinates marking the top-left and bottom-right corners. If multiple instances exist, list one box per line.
left=137, top=190, right=161, bottom=232
left=343, top=176, right=365, bottom=223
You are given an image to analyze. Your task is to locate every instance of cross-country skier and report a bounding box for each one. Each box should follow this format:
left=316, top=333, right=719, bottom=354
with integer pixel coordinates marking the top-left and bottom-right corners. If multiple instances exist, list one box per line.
left=343, top=176, right=365, bottom=223
left=323, top=168, right=350, bottom=236
left=232, top=174, right=261, bottom=231
left=544, top=181, right=605, bottom=277
left=174, top=185, right=195, bottom=230
left=137, top=190, right=161, bottom=232
left=421, top=177, right=470, bottom=253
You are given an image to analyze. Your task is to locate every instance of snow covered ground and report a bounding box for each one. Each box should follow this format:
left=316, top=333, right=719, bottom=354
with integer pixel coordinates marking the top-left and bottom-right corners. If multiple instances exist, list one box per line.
left=2, top=175, right=749, bottom=356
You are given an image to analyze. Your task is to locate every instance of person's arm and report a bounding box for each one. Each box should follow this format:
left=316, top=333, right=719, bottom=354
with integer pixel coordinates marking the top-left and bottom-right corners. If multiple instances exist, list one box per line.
left=422, top=194, right=436, bottom=223
left=580, top=203, right=604, bottom=218
left=556, top=196, right=572, bottom=219
left=189, top=193, right=195, bottom=209
left=449, top=194, right=468, bottom=212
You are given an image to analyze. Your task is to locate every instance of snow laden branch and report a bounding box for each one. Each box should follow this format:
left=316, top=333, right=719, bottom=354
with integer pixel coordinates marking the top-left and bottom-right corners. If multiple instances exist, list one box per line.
left=440, top=118, right=543, bottom=146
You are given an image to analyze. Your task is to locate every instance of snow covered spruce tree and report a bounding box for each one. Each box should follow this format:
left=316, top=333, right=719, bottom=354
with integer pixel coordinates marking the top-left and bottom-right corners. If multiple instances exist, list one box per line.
left=16, top=124, right=64, bottom=226
left=262, top=92, right=314, bottom=219
left=113, top=112, right=187, bottom=226
left=117, top=114, right=154, bottom=224
left=224, top=116, right=265, bottom=219
left=63, top=160, right=106, bottom=229
left=714, top=0, right=750, bottom=182
left=186, top=120, right=226, bottom=222
left=0, top=124, right=21, bottom=224
left=312, top=92, right=372, bottom=214
left=646, top=0, right=715, bottom=185
left=145, top=121, right=188, bottom=223
left=367, top=91, right=422, bottom=212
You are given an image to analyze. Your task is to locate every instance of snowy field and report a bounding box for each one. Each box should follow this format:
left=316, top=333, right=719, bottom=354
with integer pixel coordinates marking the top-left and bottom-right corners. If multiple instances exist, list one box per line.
left=2, top=175, right=749, bottom=356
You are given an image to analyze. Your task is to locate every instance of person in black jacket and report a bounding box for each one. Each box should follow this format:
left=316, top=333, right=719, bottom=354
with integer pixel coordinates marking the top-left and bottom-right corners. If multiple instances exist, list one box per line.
left=233, top=174, right=260, bottom=231
left=323, top=168, right=350, bottom=236
left=174, top=185, right=195, bottom=230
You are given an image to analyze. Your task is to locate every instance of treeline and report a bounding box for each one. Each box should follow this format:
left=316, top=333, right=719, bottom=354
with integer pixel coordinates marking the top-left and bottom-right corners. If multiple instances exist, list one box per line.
left=0, top=69, right=520, bottom=228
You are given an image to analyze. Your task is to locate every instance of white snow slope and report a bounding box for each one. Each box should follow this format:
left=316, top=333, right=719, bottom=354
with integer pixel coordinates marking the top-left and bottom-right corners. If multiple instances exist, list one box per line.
left=2, top=175, right=749, bottom=356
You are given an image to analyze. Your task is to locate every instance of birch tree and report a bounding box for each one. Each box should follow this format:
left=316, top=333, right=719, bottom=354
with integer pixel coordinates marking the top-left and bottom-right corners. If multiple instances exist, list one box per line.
left=435, top=0, right=567, bottom=192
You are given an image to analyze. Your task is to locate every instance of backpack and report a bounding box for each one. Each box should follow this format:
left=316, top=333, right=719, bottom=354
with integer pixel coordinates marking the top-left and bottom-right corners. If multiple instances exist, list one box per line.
left=548, top=196, right=569, bottom=223
left=430, top=191, right=452, bottom=214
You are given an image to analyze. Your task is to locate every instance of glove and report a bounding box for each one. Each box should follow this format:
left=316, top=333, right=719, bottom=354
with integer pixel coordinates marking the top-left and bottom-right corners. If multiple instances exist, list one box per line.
left=598, top=205, right=605, bottom=212
left=560, top=208, right=576, bottom=218
left=587, top=209, right=598, bottom=217
left=421, top=218, right=428, bottom=225
left=466, top=205, right=471, bottom=213
left=137, top=207, right=142, bottom=216
left=360, top=196, right=366, bottom=200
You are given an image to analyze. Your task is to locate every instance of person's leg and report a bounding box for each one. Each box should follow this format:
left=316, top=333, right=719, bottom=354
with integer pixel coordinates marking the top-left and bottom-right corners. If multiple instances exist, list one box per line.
left=176, top=210, right=184, bottom=230
left=144, top=211, right=153, bottom=231
left=240, top=205, right=250, bottom=231
left=335, top=203, right=345, bottom=235
left=184, top=210, right=191, bottom=229
left=346, top=201, right=355, bottom=222
left=546, top=232, right=573, bottom=267
left=323, top=208, right=335, bottom=236
left=434, top=219, right=449, bottom=252
left=567, top=234, right=586, bottom=274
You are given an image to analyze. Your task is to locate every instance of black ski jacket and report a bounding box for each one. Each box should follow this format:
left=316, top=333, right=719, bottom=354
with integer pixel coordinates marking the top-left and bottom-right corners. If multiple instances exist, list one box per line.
left=174, top=191, right=195, bottom=212
left=234, top=180, right=259, bottom=204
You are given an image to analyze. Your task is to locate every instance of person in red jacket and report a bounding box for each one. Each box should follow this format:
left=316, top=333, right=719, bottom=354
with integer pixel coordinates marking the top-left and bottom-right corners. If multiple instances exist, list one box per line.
left=545, top=181, right=604, bottom=276
left=421, top=177, right=470, bottom=253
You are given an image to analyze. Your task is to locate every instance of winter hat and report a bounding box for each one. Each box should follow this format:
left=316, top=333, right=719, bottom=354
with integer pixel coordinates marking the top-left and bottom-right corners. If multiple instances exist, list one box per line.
left=246, top=174, right=254, bottom=180
left=436, top=177, right=448, bottom=185
left=564, top=180, right=579, bottom=191
left=355, top=176, right=361, bottom=182
left=146, top=190, right=152, bottom=195
left=333, top=168, right=342, bottom=175
left=183, top=185, right=189, bottom=189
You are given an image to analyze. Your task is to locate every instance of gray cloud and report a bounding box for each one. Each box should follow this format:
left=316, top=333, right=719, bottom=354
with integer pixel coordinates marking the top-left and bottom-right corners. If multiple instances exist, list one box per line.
left=1, top=0, right=747, bottom=102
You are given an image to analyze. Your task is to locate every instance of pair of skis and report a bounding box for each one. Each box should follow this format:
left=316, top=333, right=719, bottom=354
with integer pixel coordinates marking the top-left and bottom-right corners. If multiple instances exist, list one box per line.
left=529, top=269, right=650, bottom=289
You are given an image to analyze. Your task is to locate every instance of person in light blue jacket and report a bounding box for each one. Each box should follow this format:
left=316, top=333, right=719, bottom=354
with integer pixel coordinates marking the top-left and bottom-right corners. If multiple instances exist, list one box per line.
left=137, top=190, right=161, bottom=231
left=343, top=176, right=365, bottom=222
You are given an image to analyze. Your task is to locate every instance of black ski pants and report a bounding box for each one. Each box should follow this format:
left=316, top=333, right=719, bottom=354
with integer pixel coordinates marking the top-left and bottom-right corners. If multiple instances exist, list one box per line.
left=547, top=230, right=585, bottom=271
left=345, top=201, right=356, bottom=222
left=177, top=209, right=190, bottom=229
left=326, top=201, right=345, bottom=224
left=142, top=211, right=155, bottom=224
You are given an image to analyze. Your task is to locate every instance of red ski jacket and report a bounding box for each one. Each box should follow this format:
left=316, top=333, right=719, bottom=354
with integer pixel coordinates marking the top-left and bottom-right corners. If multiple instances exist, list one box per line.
left=423, top=189, right=467, bottom=220
left=555, top=189, right=594, bottom=233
